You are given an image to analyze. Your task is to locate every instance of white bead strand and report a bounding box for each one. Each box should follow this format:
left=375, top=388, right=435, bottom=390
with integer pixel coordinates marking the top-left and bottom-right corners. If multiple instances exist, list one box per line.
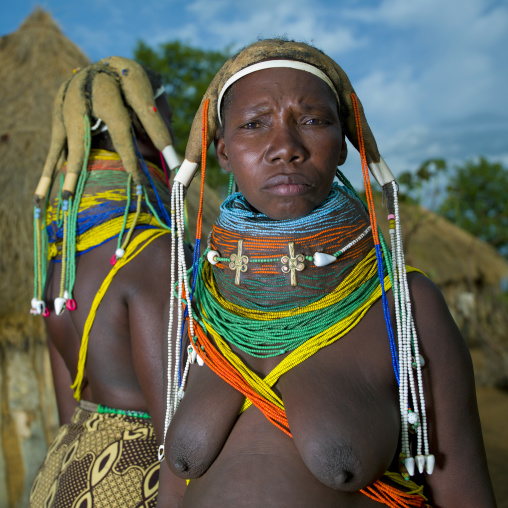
left=159, top=183, right=179, bottom=462
left=390, top=180, right=432, bottom=475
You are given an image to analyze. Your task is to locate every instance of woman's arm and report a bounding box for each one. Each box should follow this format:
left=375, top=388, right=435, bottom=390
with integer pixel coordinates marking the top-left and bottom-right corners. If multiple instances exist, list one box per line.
left=126, top=234, right=188, bottom=507
left=47, top=338, right=78, bottom=426
left=409, top=273, right=497, bottom=507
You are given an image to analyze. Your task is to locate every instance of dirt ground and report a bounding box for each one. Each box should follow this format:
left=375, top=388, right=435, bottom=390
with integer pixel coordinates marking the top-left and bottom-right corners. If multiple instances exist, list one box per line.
left=471, top=347, right=508, bottom=507
left=476, top=385, right=508, bottom=507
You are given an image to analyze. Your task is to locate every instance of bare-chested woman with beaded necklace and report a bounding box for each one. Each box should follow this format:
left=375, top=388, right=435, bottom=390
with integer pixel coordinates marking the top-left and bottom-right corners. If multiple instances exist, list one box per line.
left=159, top=39, right=496, bottom=507
left=30, top=58, right=187, bottom=507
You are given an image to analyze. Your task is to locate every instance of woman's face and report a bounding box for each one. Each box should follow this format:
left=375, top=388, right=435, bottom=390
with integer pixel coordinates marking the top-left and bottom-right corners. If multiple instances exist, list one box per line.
left=215, top=67, right=347, bottom=220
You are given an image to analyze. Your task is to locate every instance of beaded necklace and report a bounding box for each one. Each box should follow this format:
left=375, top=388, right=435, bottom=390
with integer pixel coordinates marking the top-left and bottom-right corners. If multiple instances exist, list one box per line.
left=206, top=184, right=373, bottom=310
left=32, top=149, right=172, bottom=317
left=45, top=153, right=170, bottom=254
left=97, top=405, right=151, bottom=419
left=160, top=46, right=434, bottom=506
left=192, top=184, right=384, bottom=359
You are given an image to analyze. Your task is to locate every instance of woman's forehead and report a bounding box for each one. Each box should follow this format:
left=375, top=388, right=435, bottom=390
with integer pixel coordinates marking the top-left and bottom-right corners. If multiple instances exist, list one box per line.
left=219, top=64, right=339, bottom=124
left=225, top=68, right=338, bottom=113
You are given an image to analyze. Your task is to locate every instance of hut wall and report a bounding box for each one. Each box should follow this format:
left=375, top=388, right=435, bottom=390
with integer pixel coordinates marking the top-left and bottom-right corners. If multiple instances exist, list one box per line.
left=0, top=341, right=58, bottom=508
left=0, top=8, right=89, bottom=506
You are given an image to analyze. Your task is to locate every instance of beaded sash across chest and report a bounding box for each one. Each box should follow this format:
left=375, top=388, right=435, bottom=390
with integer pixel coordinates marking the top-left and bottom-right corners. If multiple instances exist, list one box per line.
left=187, top=185, right=428, bottom=506
left=190, top=184, right=399, bottom=424
left=45, top=149, right=171, bottom=258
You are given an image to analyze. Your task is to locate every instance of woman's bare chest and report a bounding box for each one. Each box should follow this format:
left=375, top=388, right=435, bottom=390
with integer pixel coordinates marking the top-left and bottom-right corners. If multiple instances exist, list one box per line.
left=169, top=300, right=400, bottom=490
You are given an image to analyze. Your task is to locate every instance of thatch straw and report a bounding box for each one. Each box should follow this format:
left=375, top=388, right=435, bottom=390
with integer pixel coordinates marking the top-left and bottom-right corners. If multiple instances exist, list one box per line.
left=0, top=8, right=89, bottom=345
left=375, top=198, right=508, bottom=287
left=377, top=198, right=508, bottom=388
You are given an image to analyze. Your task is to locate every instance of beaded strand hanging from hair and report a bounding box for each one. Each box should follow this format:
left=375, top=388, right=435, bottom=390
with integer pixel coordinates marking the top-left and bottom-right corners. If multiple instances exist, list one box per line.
left=32, top=195, right=50, bottom=317
left=177, top=99, right=210, bottom=384
left=112, top=128, right=173, bottom=264
left=388, top=178, right=432, bottom=476
left=191, top=98, right=210, bottom=295
left=53, top=115, right=91, bottom=315
left=159, top=100, right=210, bottom=462
left=351, top=92, right=433, bottom=478
left=350, top=93, right=399, bottom=380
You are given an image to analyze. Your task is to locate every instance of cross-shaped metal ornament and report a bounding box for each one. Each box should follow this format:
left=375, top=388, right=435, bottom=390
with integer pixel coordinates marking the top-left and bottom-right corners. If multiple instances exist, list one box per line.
left=229, top=240, right=249, bottom=285
left=281, top=242, right=305, bottom=286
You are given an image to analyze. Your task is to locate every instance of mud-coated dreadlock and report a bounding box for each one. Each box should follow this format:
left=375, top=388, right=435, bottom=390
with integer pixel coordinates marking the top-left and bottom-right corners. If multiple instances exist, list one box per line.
left=31, top=57, right=177, bottom=318
left=34, top=56, right=180, bottom=205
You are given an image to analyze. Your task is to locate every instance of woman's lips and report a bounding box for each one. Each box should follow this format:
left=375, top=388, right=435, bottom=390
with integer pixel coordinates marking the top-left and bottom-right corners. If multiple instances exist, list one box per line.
left=263, top=175, right=311, bottom=196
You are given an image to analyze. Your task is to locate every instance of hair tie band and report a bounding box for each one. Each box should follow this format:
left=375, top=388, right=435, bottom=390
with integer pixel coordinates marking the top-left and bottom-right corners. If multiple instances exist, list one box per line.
left=217, top=59, right=340, bottom=124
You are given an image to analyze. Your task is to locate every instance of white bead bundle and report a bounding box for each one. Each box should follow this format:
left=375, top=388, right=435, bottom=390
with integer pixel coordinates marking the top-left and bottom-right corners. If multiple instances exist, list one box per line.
left=388, top=181, right=434, bottom=476
left=159, top=181, right=196, bottom=462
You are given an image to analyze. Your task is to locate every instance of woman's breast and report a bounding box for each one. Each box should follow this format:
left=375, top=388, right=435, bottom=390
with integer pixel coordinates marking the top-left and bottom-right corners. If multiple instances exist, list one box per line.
left=280, top=335, right=400, bottom=492
left=170, top=297, right=400, bottom=503
left=182, top=405, right=388, bottom=508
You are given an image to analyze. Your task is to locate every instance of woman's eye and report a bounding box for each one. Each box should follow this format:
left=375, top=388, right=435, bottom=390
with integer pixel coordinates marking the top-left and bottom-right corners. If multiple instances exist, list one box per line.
left=242, top=121, right=261, bottom=129
left=305, top=118, right=327, bottom=125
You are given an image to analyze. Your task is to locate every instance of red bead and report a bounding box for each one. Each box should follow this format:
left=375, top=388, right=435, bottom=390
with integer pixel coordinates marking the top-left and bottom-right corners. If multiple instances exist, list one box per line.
left=66, top=299, right=77, bottom=311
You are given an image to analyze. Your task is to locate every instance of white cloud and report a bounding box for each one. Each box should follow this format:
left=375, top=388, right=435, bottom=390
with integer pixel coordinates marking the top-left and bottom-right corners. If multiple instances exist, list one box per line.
left=6, top=0, right=505, bottom=177
left=178, top=0, right=364, bottom=55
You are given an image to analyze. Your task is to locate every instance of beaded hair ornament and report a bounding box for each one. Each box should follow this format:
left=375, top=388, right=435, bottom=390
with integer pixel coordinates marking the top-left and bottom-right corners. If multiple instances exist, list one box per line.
left=32, top=57, right=178, bottom=317
left=162, top=39, right=434, bottom=482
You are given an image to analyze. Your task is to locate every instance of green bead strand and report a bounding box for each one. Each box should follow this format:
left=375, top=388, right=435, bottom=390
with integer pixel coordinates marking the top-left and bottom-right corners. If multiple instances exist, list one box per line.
left=97, top=404, right=151, bottom=419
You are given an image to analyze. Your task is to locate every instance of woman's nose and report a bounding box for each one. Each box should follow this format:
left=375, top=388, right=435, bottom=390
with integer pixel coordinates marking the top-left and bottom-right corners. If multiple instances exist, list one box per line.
left=265, top=124, right=307, bottom=165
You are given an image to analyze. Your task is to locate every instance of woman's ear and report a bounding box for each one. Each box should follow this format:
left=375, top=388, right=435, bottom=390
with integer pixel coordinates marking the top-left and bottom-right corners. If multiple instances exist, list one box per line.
left=214, top=130, right=232, bottom=173
left=338, top=134, right=348, bottom=166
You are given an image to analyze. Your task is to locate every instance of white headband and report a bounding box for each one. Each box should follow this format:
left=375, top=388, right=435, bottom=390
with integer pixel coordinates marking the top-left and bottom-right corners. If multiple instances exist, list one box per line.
left=217, top=59, right=340, bottom=124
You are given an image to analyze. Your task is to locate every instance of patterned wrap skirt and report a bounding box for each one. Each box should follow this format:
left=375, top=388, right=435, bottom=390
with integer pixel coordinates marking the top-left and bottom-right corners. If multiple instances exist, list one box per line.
left=29, top=402, right=160, bottom=507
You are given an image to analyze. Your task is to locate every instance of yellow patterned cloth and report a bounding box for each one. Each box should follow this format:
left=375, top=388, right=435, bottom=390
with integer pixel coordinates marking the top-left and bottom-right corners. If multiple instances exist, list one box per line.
left=29, top=404, right=159, bottom=507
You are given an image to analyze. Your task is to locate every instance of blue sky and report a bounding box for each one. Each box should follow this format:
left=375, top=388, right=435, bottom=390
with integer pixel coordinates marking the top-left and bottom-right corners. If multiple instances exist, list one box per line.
left=2, top=0, right=508, bottom=187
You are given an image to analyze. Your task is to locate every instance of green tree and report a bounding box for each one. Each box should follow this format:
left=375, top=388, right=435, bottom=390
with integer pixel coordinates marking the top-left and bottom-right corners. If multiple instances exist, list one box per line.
left=439, top=157, right=508, bottom=257
left=397, top=158, right=447, bottom=206
left=134, top=40, right=232, bottom=193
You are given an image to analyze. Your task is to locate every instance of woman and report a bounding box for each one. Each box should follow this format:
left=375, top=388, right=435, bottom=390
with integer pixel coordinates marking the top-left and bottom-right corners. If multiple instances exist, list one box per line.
left=30, top=58, right=186, bottom=507
left=161, top=39, right=496, bottom=507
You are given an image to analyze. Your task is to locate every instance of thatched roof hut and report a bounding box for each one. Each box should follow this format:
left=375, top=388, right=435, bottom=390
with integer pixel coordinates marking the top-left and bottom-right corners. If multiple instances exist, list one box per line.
left=0, top=9, right=91, bottom=507
left=0, top=8, right=90, bottom=345
left=0, top=9, right=224, bottom=346
left=376, top=198, right=508, bottom=289
left=377, top=198, right=508, bottom=389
